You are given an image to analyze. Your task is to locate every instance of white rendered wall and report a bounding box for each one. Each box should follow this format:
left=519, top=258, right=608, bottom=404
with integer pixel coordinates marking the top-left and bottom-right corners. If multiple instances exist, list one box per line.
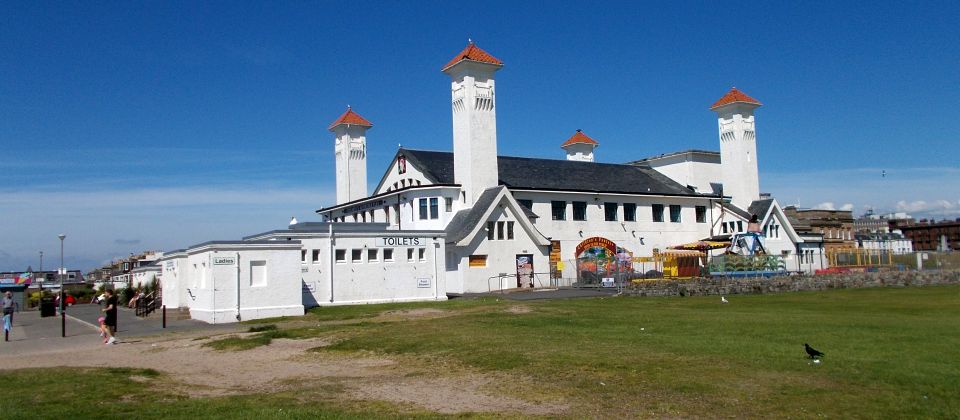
left=644, top=157, right=721, bottom=195
left=333, top=125, right=369, bottom=204
left=511, top=191, right=713, bottom=279
left=446, top=206, right=551, bottom=293
left=716, top=104, right=760, bottom=209
left=183, top=246, right=304, bottom=324
left=374, top=156, right=434, bottom=194
left=563, top=143, right=596, bottom=162
left=447, top=62, right=500, bottom=206
left=159, top=254, right=188, bottom=309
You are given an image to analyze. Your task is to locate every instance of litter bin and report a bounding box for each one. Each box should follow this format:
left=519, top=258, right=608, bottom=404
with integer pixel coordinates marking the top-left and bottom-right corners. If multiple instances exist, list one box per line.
left=40, top=297, right=56, bottom=317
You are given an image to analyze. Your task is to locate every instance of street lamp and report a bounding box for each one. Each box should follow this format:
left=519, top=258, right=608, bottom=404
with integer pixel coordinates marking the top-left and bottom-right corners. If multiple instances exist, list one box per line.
left=58, top=234, right=65, bottom=337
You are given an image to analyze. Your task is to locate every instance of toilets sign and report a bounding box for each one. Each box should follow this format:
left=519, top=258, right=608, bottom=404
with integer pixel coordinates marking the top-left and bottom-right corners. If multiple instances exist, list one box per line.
left=375, top=237, right=427, bottom=247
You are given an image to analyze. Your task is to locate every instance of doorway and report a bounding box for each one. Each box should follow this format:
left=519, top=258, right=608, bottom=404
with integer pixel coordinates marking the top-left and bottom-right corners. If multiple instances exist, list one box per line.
left=515, top=254, right=534, bottom=288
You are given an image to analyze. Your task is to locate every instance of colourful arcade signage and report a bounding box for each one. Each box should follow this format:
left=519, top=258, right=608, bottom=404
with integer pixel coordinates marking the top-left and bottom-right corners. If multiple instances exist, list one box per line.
left=575, top=237, right=617, bottom=256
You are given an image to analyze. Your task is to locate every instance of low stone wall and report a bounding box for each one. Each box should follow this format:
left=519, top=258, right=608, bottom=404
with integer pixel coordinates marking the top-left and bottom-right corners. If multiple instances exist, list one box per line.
left=624, top=270, right=960, bottom=297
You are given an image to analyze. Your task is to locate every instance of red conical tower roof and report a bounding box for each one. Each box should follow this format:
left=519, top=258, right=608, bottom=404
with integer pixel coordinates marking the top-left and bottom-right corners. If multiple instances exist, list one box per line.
left=710, top=87, right=762, bottom=110
left=442, top=41, right=503, bottom=71
left=561, top=129, right=599, bottom=147
left=328, top=107, right=373, bottom=131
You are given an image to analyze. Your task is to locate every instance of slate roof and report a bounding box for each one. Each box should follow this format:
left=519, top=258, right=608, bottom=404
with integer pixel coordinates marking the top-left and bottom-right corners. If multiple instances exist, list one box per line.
left=444, top=187, right=503, bottom=244
left=328, top=107, right=373, bottom=130
left=710, top=87, right=762, bottom=109
left=747, top=199, right=775, bottom=220
left=399, top=148, right=705, bottom=197
left=720, top=201, right=751, bottom=220
left=442, top=42, right=503, bottom=71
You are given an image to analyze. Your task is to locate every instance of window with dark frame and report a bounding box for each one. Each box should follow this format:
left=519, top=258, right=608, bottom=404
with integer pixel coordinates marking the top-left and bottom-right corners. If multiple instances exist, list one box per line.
left=351, top=249, right=362, bottom=263
left=429, top=197, right=439, bottom=219
left=573, top=201, right=587, bottom=221
left=487, top=221, right=495, bottom=240
left=695, top=206, right=706, bottom=223
left=507, top=221, right=514, bottom=240
left=624, top=203, right=636, bottom=222
left=670, top=205, right=681, bottom=223
left=419, top=198, right=428, bottom=220
left=497, top=221, right=505, bottom=240
left=652, top=204, right=665, bottom=222
left=551, top=201, right=567, bottom=220
left=604, top=202, right=618, bottom=221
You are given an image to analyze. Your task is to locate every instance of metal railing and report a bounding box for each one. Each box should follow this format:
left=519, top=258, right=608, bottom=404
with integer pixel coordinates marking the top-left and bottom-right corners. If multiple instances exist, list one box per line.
left=134, top=290, right=162, bottom=317
left=486, top=272, right=555, bottom=293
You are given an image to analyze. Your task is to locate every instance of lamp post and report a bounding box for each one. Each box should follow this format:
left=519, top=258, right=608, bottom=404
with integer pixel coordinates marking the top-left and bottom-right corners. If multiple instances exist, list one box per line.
left=58, top=234, right=65, bottom=337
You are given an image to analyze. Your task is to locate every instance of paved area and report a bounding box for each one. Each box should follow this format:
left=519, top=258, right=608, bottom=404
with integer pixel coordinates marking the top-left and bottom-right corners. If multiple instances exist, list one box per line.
left=0, top=304, right=239, bottom=356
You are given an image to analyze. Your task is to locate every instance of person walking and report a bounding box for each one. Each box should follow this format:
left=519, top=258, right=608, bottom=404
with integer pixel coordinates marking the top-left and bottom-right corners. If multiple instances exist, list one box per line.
left=101, top=289, right=118, bottom=345
left=2, top=291, right=15, bottom=341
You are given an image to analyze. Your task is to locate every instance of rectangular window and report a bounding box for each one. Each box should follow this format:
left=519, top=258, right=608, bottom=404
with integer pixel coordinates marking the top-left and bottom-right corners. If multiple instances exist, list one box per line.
left=384, top=248, right=394, bottom=262
left=670, top=205, right=681, bottom=223
left=312, top=249, right=320, bottom=264
left=407, top=248, right=415, bottom=262
left=445, top=197, right=453, bottom=212
left=737, top=221, right=743, bottom=232
left=469, top=255, right=487, bottom=267
left=507, top=221, right=514, bottom=240
left=722, top=222, right=728, bottom=233
left=652, top=204, right=665, bottom=222
left=394, top=204, right=400, bottom=224
left=623, top=203, right=636, bottom=222
left=351, top=249, right=362, bottom=263
left=419, top=198, right=428, bottom=220
left=487, top=221, right=495, bottom=240
left=605, top=202, right=618, bottom=221
left=572, top=201, right=587, bottom=221
left=384, top=206, right=390, bottom=224
left=368, top=249, right=379, bottom=262
left=418, top=248, right=426, bottom=262
left=335, top=249, right=346, bottom=263
left=301, top=250, right=307, bottom=263
left=517, top=199, right=533, bottom=210
left=696, top=206, right=706, bottom=223
left=552, top=201, right=566, bottom=220
left=249, top=260, right=267, bottom=287
left=430, top=197, right=439, bottom=219
left=497, top=221, right=505, bottom=240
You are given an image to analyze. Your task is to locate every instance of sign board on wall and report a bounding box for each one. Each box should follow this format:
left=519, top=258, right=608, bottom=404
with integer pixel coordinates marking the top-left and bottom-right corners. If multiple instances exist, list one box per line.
left=375, top=237, right=428, bottom=247
left=417, top=278, right=431, bottom=288
left=601, top=278, right=616, bottom=288
left=213, top=257, right=236, bottom=265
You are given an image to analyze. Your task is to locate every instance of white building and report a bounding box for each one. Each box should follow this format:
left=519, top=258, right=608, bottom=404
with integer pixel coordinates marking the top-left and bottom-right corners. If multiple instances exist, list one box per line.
left=856, top=232, right=914, bottom=254
left=162, top=42, right=827, bottom=322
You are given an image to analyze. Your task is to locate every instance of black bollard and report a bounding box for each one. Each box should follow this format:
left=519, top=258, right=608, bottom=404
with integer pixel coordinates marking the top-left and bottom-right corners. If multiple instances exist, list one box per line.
left=61, top=309, right=66, bottom=337
left=162, top=305, right=166, bottom=329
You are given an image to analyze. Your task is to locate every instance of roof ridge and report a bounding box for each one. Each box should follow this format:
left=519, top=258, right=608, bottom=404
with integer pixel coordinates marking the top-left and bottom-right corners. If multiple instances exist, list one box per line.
left=328, top=107, right=373, bottom=130
left=710, top=87, right=762, bottom=110
left=441, top=42, right=503, bottom=71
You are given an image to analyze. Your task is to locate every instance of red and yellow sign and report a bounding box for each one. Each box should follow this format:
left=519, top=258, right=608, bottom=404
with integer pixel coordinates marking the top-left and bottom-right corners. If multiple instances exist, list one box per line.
left=575, top=237, right=617, bottom=257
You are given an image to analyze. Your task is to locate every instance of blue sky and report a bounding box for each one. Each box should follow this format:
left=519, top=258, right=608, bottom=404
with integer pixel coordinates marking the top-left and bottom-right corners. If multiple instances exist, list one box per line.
left=2, top=1, right=958, bottom=272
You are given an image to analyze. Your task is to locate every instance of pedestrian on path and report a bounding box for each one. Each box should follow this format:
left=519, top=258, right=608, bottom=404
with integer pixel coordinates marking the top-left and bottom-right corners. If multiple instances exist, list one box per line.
left=101, top=289, right=118, bottom=345
left=3, top=291, right=15, bottom=341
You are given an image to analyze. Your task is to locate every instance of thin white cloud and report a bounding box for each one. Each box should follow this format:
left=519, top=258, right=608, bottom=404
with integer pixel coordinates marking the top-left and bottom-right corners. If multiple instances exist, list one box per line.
left=840, top=203, right=854, bottom=211
left=815, top=202, right=836, bottom=210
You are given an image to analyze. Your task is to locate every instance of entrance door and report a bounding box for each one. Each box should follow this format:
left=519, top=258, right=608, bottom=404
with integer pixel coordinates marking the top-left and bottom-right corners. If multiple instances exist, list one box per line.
left=516, top=254, right=534, bottom=288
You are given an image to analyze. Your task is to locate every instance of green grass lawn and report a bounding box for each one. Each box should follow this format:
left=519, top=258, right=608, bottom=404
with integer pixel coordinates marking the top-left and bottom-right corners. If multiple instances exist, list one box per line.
left=4, top=285, right=959, bottom=418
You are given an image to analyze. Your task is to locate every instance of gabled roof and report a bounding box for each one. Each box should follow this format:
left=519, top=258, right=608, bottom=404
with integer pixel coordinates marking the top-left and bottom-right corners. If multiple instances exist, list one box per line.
left=561, top=130, right=599, bottom=148
left=445, top=186, right=549, bottom=247
left=747, top=199, right=775, bottom=220
left=398, top=148, right=704, bottom=197
left=441, top=42, right=503, bottom=71
left=328, top=107, right=373, bottom=131
left=710, top=87, right=762, bottom=110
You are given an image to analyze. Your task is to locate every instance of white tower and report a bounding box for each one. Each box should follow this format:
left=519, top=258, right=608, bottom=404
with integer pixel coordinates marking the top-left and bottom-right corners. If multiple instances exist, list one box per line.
left=561, top=129, right=598, bottom=162
left=711, top=87, right=762, bottom=210
left=442, top=42, right=503, bottom=206
left=329, top=107, right=372, bottom=204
